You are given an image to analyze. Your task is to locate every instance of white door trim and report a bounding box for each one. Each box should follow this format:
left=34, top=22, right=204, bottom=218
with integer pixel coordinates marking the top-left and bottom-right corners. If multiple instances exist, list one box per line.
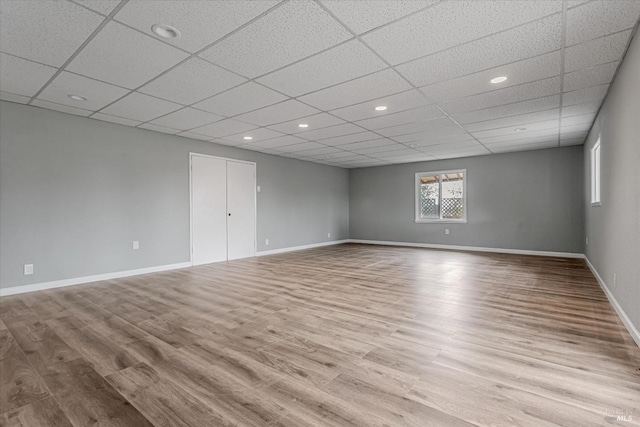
left=189, top=153, right=257, bottom=266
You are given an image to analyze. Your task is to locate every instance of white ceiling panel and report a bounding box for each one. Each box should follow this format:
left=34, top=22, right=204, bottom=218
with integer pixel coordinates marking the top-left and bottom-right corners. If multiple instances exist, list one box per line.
left=390, top=126, right=469, bottom=143
left=420, top=51, right=561, bottom=103
left=298, top=68, right=412, bottom=111
left=479, top=127, right=558, bottom=145
left=192, top=81, right=287, bottom=117
left=329, top=89, right=431, bottom=122
left=91, top=112, right=142, bottom=127
left=71, top=0, right=121, bottom=16
left=199, top=0, right=352, bottom=78
left=31, top=99, right=92, bottom=117
left=223, top=127, right=285, bottom=144
left=149, top=107, right=223, bottom=131
left=296, top=123, right=364, bottom=141
left=257, top=39, right=387, bottom=97
left=566, top=0, right=640, bottom=46
left=564, top=30, right=632, bottom=72
left=415, top=140, right=480, bottom=152
left=139, top=58, right=246, bottom=105
left=0, top=91, right=30, bottom=104
left=561, top=100, right=601, bottom=117
left=273, top=142, right=328, bottom=152
left=190, top=118, right=257, bottom=138
left=363, top=1, right=560, bottom=65
left=67, top=21, right=189, bottom=89
left=114, top=1, right=279, bottom=53
left=233, top=100, right=320, bottom=127
left=562, top=84, right=609, bottom=107
left=321, top=0, right=437, bottom=34
left=37, top=71, right=129, bottom=111
left=563, top=61, right=618, bottom=92
left=490, top=140, right=558, bottom=153
left=396, top=14, right=562, bottom=87
left=0, top=1, right=104, bottom=67
left=357, top=145, right=415, bottom=155
left=376, top=117, right=460, bottom=138
left=267, top=113, right=345, bottom=134
left=561, top=113, right=597, bottom=127
left=316, top=131, right=384, bottom=146
left=250, top=135, right=311, bottom=149
left=452, top=95, right=560, bottom=124
left=138, top=123, right=180, bottom=134
left=433, top=149, right=490, bottom=159
left=210, top=138, right=245, bottom=147
left=471, top=119, right=559, bottom=139
left=176, top=131, right=214, bottom=141
left=296, top=146, right=345, bottom=157
left=463, top=109, right=560, bottom=132
left=0, top=53, right=57, bottom=97
left=559, top=137, right=585, bottom=146
left=354, top=105, right=444, bottom=130
left=408, top=134, right=477, bottom=147
left=340, top=138, right=394, bottom=151
left=100, top=92, right=182, bottom=122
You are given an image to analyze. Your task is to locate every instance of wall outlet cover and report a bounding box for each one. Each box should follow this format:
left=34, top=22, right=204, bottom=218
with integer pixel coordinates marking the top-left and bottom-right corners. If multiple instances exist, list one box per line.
left=24, top=264, right=34, bottom=275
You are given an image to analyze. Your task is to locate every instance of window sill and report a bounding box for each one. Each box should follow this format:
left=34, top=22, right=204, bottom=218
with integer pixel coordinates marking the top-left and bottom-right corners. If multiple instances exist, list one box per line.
left=415, top=219, right=467, bottom=224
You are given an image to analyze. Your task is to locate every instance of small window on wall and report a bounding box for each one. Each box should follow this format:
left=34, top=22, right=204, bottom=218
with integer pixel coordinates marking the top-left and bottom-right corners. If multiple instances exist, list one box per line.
left=591, top=138, right=601, bottom=206
left=415, top=170, right=466, bottom=223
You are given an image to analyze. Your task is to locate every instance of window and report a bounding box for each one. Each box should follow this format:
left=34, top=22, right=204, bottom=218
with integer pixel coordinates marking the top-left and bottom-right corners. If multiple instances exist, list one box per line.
left=415, top=169, right=466, bottom=223
left=590, top=137, right=601, bottom=205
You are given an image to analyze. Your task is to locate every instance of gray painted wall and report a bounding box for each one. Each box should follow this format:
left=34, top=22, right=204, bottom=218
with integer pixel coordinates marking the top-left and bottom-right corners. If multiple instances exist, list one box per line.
left=350, top=146, right=584, bottom=253
left=0, top=101, right=349, bottom=289
left=583, top=31, right=640, bottom=334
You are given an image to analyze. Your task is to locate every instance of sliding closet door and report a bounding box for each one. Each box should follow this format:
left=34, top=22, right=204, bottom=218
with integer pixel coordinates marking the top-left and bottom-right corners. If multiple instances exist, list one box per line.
left=226, top=161, right=256, bottom=260
left=191, top=155, right=227, bottom=265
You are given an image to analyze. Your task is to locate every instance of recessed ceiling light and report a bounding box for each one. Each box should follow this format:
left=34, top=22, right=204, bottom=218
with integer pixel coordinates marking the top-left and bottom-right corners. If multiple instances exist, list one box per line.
left=490, top=76, right=508, bottom=84
left=374, top=105, right=388, bottom=111
left=514, top=127, right=527, bottom=132
left=243, top=136, right=253, bottom=140
left=298, top=123, right=309, bottom=128
left=67, top=94, right=87, bottom=101
left=408, top=143, right=418, bottom=148
left=151, top=24, right=181, bottom=39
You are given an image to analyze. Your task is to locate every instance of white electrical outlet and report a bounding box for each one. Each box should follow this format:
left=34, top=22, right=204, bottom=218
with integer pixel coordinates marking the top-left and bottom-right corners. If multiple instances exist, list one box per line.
left=265, top=238, right=269, bottom=246
left=24, top=264, right=34, bottom=275
left=328, top=232, right=331, bottom=238
left=445, top=229, right=450, bottom=235
left=133, top=240, right=139, bottom=250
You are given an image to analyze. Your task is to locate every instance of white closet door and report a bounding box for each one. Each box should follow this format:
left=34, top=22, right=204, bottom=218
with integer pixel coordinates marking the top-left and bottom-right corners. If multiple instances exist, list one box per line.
left=226, top=161, right=256, bottom=260
left=191, top=155, right=227, bottom=265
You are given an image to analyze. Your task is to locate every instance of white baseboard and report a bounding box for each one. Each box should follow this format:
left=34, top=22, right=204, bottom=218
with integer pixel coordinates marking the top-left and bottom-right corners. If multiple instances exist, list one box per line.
left=257, top=239, right=349, bottom=256
left=583, top=257, right=640, bottom=348
left=0, top=262, right=192, bottom=297
left=348, top=239, right=585, bottom=258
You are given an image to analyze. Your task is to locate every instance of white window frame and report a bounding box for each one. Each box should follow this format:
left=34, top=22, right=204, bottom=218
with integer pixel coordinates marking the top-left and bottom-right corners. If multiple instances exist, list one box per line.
left=590, top=137, right=601, bottom=206
left=415, top=169, right=467, bottom=223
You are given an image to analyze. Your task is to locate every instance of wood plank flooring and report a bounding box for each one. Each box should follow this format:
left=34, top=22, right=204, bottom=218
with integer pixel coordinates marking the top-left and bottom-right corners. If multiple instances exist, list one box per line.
left=0, top=243, right=638, bottom=426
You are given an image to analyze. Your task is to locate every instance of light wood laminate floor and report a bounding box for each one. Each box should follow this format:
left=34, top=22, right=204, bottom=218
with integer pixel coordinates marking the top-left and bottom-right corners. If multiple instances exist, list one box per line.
left=1, top=244, right=639, bottom=426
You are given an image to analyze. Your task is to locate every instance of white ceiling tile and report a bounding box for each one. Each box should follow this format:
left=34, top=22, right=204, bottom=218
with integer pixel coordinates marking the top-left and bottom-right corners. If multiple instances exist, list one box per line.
left=364, top=1, right=561, bottom=65
left=420, top=51, right=561, bottom=103
left=210, top=138, right=245, bottom=147
left=566, top=0, right=640, bottom=46
left=321, top=0, right=437, bottom=34
left=559, top=130, right=589, bottom=140
left=298, top=68, right=412, bottom=111
left=37, top=71, right=129, bottom=111
left=250, top=135, right=309, bottom=149
left=340, top=138, right=394, bottom=151
left=91, top=112, right=142, bottom=127
left=489, top=140, right=558, bottom=153
left=329, top=89, right=431, bottom=122
left=396, top=14, right=562, bottom=87
left=31, top=99, right=92, bottom=117
left=0, top=91, right=30, bottom=104
left=273, top=142, right=327, bottom=152
left=438, top=76, right=561, bottom=115
left=0, top=0, right=104, bottom=67
left=267, top=113, right=345, bottom=134
left=256, top=39, right=387, bottom=97
left=71, top=0, right=121, bottom=16
left=100, top=92, right=182, bottom=122
left=561, top=100, right=601, bottom=117
left=480, top=127, right=558, bottom=144
left=67, top=21, right=189, bottom=89
left=199, top=0, right=352, bottom=78
left=567, top=0, right=591, bottom=8
left=138, top=123, right=180, bottom=134
left=433, top=150, right=490, bottom=160
left=408, top=134, right=477, bottom=147
left=0, top=53, right=57, bottom=97
left=139, top=58, right=246, bottom=105
left=560, top=122, right=591, bottom=135
left=564, top=30, right=631, bottom=72
left=563, top=61, right=618, bottom=92
left=233, top=100, right=320, bottom=127
left=561, top=113, right=596, bottom=127
left=354, top=105, right=445, bottom=131
left=149, top=107, right=223, bottom=131
left=296, top=123, right=364, bottom=141
left=472, top=119, right=559, bottom=139
left=223, top=128, right=286, bottom=144
left=463, top=109, right=560, bottom=132
left=177, top=131, right=214, bottom=142
left=562, top=84, right=609, bottom=107
left=190, top=118, right=257, bottom=138
left=296, top=146, right=345, bottom=157
left=355, top=144, right=412, bottom=155
left=415, top=140, right=481, bottom=152
left=559, top=137, right=585, bottom=146
left=316, top=131, right=383, bottom=146
left=452, top=95, right=560, bottom=124
left=192, top=82, right=287, bottom=117
left=114, top=1, right=278, bottom=53
left=376, top=117, right=460, bottom=138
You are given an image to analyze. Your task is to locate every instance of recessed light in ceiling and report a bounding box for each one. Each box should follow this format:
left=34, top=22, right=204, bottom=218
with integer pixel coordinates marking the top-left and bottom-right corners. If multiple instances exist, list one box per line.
left=243, top=136, right=253, bottom=140
left=67, top=94, right=87, bottom=101
left=374, top=105, right=388, bottom=111
left=514, top=127, right=527, bottom=132
left=408, top=143, right=418, bottom=148
left=298, top=123, right=309, bottom=128
left=490, top=76, right=508, bottom=84
left=151, top=24, right=181, bottom=39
